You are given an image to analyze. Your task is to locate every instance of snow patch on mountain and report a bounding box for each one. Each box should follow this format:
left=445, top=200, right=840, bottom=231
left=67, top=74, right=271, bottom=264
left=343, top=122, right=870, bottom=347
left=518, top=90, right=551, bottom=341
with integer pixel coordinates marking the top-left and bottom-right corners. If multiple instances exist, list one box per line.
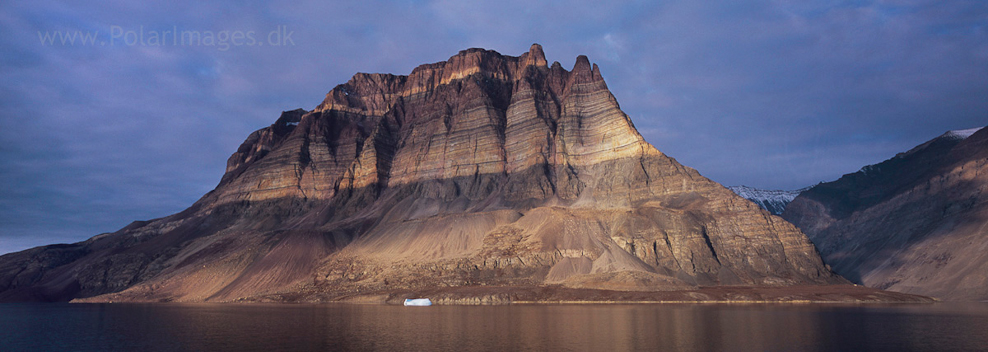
left=729, top=185, right=809, bottom=215
left=896, top=126, right=985, bottom=160
left=943, top=127, right=983, bottom=140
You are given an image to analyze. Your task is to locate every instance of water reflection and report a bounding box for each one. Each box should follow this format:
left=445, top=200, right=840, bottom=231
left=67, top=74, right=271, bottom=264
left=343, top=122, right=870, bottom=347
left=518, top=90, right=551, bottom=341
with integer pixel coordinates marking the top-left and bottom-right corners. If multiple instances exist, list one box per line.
left=2, top=302, right=988, bottom=351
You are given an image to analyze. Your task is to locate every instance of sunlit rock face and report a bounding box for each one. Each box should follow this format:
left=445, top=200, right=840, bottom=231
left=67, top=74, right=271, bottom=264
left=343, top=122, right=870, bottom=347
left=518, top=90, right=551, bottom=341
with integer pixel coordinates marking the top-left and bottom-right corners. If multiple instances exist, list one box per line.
left=0, top=45, right=842, bottom=303
left=784, top=127, right=988, bottom=301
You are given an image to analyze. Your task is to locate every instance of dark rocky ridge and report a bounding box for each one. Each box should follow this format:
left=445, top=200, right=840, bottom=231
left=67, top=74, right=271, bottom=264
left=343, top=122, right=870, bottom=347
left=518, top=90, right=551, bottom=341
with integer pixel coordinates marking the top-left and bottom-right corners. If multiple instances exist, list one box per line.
left=1, top=45, right=857, bottom=303
left=784, top=127, right=988, bottom=301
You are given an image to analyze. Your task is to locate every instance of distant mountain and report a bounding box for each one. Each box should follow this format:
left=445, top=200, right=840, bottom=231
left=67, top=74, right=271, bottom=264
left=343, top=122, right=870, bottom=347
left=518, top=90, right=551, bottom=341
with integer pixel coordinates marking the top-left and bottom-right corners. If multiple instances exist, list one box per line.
left=728, top=186, right=808, bottom=215
left=0, top=45, right=856, bottom=303
left=784, top=126, right=988, bottom=301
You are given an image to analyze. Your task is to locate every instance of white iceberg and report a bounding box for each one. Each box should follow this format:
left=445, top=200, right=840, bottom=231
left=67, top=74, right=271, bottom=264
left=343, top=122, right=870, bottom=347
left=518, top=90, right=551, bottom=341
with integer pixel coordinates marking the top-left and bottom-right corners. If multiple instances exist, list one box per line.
left=403, top=298, right=432, bottom=306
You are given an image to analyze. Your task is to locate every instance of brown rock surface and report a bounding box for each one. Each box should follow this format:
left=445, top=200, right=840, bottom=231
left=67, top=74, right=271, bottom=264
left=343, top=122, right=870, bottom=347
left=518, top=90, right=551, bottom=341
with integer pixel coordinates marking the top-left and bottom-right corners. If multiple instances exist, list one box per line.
left=784, top=127, right=988, bottom=301
left=1, top=45, right=846, bottom=303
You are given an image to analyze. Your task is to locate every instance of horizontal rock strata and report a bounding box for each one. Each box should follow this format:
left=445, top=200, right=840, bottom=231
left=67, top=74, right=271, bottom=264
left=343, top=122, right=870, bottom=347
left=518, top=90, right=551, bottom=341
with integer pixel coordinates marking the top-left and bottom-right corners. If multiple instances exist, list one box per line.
left=0, top=44, right=844, bottom=303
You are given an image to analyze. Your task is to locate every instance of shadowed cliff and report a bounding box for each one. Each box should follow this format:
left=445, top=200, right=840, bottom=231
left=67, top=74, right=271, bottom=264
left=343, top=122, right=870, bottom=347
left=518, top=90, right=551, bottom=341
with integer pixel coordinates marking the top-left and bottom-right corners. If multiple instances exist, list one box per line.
left=784, top=127, right=988, bottom=301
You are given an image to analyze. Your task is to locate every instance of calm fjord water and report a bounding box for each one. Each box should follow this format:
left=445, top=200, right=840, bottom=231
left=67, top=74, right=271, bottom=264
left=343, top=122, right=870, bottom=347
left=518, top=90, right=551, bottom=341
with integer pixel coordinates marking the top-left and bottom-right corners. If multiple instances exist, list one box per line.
left=2, top=303, right=987, bottom=351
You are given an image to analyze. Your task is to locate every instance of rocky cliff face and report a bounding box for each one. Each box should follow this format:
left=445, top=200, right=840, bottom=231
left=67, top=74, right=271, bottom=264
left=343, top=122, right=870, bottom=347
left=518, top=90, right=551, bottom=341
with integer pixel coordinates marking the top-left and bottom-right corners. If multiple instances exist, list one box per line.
left=784, top=127, right=988, bottom=301
left=0, top=45, right=843, bottom=303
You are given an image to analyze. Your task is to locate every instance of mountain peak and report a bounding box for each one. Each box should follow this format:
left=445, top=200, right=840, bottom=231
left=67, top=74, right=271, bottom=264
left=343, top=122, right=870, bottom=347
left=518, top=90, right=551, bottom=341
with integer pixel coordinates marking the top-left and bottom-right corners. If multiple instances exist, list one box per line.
left=524, top=43, right=548, bottom=67
left=573, top=54, right=592, bottom=73
left=0, top=45, right=844, bottom=303
left=943, top=126, right=984, bottom=140
left=729, top=185, right=808, bottom=215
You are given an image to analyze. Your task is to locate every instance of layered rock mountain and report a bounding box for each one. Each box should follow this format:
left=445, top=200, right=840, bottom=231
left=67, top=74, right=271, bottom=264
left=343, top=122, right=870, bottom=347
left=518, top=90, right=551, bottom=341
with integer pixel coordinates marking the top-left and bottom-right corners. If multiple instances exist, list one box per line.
left=784, top=127, right=988, bottom=301
left=728, top=186, right=808, bottom=215
left=0, top=45, right=847, bottom=303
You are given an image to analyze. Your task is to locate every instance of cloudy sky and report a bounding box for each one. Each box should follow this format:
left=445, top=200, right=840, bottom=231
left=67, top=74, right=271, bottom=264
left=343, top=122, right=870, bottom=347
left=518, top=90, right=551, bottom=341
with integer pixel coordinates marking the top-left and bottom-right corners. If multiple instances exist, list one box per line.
left=1, top=0, right=985, bottom=254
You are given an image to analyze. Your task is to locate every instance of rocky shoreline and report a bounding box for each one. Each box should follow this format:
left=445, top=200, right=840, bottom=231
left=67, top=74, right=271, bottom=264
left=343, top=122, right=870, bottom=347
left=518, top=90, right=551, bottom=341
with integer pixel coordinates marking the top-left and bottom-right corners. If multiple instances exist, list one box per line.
left=73, top=284, right=935, bottom=305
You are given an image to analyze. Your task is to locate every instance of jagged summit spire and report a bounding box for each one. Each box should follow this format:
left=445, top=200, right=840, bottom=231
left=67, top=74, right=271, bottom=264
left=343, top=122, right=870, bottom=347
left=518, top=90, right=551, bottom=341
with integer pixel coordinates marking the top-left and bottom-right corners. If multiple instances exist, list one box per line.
left=573, top=55, right=592, bottom=73
left=525, top=43, right=548, bottom=67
